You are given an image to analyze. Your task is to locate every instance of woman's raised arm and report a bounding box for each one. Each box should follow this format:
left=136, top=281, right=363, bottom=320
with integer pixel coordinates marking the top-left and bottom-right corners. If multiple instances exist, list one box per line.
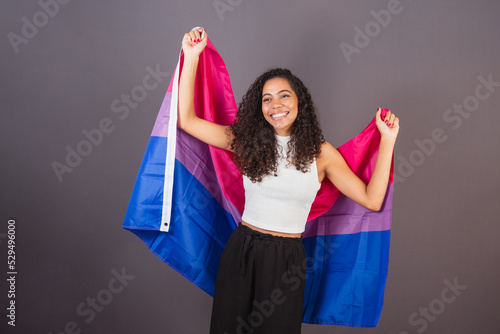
left=178, top=28, right=234, bottom=151
left=320, top=108, right=399, bottom=211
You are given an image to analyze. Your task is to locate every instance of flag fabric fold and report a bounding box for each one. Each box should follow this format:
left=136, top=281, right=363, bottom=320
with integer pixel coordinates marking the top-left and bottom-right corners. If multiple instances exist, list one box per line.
left=122, top=37, right=393, bottom=327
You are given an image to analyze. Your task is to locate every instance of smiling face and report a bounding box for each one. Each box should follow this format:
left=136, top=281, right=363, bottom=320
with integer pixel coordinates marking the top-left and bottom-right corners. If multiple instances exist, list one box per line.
left=261, top=77, right=299, bottom=137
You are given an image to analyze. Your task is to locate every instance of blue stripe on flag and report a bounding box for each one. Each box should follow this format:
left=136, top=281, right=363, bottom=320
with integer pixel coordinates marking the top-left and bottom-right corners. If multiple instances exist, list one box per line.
left=123, top=136, right=236, bottom=295
left=302, top=230, right=390, bottom=326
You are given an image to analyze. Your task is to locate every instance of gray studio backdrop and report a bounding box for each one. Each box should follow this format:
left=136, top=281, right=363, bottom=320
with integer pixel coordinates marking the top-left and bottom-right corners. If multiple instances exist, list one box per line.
left=1, top=0, right=499, bottom=333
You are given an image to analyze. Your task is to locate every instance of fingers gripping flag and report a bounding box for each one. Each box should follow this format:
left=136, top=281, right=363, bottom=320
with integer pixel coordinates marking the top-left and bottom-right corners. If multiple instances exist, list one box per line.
left=122, top=37, right=394, bottom=327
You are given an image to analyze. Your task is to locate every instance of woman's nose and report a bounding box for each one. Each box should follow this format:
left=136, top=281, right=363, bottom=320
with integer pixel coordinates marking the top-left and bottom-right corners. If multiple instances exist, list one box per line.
left=272, top=101, right=283, bottom=109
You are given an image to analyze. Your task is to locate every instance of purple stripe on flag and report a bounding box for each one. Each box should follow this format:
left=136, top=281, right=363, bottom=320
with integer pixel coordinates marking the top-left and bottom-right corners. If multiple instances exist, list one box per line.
left=175, top=130, right=241, bottom=224
left=151, top=92, right=172, bottom=138
left=302, top=184, right=392, bottom=238
left=150, top=134, right=241, bottom=224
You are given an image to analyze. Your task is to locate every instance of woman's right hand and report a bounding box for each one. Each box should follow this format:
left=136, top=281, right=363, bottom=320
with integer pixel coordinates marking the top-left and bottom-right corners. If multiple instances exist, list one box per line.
left=182, top=27, right=207, bottom=59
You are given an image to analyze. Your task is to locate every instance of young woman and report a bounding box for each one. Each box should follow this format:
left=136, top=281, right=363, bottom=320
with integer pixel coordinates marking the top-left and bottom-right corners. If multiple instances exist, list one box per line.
left=179, top=28, right=399, bottom=334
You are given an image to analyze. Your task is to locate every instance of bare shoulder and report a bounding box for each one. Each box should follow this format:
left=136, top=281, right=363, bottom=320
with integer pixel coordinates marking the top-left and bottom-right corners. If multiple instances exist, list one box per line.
left=317, top=141, right=343, bottom=179
left=318, top=141, right=341, bottom=162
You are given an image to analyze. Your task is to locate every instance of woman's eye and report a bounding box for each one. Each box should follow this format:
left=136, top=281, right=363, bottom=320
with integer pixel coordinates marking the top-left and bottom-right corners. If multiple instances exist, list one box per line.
left=263, top=98, right=270, bottom=102
left=281, top=94, right=289, bottom=98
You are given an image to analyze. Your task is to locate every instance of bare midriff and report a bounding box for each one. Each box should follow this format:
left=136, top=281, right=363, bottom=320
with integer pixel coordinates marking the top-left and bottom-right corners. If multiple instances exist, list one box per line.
left=240, top=220, right=302, bottom=238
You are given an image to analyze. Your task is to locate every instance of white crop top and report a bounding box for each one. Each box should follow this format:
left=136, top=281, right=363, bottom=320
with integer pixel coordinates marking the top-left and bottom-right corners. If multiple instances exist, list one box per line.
left=241, top=135, right=321, bottom=233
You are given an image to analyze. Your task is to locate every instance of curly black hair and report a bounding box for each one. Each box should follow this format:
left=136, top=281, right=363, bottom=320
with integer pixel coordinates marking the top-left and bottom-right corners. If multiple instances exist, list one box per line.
left=229, top=68, right=325, bottom=182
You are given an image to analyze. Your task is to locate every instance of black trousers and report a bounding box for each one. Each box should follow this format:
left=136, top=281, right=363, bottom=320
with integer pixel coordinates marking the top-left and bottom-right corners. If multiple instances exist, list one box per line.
left=210, top=223, right=306, bottom=334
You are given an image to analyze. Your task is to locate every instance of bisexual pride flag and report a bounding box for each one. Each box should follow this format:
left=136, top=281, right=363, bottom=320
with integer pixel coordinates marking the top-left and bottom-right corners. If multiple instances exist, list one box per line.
left=122, top=37, right=394, bottom=327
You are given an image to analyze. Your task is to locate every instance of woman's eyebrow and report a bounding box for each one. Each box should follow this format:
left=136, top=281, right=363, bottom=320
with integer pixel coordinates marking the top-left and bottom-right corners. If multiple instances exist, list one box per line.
left=262, top=89, right=292, bottom=98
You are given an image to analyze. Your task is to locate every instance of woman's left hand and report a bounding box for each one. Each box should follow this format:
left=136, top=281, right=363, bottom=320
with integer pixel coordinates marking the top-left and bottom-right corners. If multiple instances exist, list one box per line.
left=376, top=108, right=399, bottom=140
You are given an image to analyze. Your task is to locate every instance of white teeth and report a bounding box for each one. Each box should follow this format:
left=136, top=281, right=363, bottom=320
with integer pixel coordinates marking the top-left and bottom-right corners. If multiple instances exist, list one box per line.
left=271, top=112, right=287, bottom=119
